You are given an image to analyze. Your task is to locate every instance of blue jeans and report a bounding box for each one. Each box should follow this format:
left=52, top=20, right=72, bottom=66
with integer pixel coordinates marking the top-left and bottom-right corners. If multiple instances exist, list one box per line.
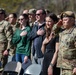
left=16, top=53, right=26, bottom=63
left=16, top=53, right=32, bottom=75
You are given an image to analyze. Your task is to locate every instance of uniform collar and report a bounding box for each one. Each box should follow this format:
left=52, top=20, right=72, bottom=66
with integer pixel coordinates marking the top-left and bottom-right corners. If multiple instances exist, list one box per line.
left=63, top=25, right=76, bottom=34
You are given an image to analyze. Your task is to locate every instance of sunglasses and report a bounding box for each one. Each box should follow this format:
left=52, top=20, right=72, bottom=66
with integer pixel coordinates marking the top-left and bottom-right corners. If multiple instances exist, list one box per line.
left=36, top=14, right=41, bottom=16
left=18, top=18, right=24, bottom=21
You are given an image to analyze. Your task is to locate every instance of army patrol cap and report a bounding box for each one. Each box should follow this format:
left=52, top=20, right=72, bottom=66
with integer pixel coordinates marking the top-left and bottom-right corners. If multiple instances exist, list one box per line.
left=61, top=11, right=75, bottom=19
left=28, top=8, right=36, bottom=14
left=0, top=8, right=6, bottom=14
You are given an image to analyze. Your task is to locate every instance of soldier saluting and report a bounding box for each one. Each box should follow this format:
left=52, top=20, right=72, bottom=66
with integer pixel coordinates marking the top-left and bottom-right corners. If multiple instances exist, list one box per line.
left=48, top=11, right=76, bottom=75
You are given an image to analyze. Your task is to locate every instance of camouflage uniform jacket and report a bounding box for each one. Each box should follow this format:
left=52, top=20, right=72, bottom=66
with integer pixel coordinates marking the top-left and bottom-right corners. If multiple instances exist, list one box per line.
left=11, top=22, right=20, bottom=33
left=57, top=25, right=76, bottom=70
left=0, top=20, right=13, bottom=51
left=9, top=23, right=20, bottom=55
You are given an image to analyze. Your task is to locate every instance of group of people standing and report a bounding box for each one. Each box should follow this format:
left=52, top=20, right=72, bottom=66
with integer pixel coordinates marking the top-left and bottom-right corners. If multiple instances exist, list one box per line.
left=0, top=7, right=76, bottom=75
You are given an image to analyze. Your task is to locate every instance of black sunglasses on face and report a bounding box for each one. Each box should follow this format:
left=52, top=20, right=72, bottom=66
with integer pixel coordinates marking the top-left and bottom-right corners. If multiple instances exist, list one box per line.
left=36, top=14, right=41, bottom=16
left=18, top=18, right=24, bottom=21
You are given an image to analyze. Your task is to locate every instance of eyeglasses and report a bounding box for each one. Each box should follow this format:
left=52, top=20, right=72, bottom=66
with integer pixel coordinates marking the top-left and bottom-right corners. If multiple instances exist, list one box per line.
left=18, top=18, right=24, bottom=21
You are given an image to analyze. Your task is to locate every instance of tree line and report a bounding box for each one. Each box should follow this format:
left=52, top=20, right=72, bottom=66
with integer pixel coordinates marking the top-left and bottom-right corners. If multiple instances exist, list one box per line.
left=0, top=0, right=76, bottom=15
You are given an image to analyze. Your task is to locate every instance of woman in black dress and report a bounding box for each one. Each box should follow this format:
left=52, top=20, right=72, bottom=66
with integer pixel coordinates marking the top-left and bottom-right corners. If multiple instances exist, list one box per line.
left=41, top=13, right=60, bottom=75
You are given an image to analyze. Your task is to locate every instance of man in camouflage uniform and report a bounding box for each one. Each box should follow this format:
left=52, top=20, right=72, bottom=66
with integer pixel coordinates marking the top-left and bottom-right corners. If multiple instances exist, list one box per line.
left=57, top=11, right=76, bottom=75
left=8, top=13, right=20, bottom=61
left=0, top=8, right=13, bottom=71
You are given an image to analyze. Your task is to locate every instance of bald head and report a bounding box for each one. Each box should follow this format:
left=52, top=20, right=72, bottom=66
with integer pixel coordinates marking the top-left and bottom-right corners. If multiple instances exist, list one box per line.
left=23, top=9, right=29, bottom=15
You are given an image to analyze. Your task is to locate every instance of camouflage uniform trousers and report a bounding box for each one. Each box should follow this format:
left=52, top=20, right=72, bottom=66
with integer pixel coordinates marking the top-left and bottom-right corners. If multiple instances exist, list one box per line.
left=60, top=68, right=76, bottom=75
left=0, top=42, right=8, bottom=69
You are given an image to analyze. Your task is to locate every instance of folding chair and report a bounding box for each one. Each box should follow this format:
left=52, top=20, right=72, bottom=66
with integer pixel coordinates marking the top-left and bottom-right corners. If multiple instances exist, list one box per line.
left=24, top=64, right=41, bottom=75
left=2, top=61, right=22, bottom=75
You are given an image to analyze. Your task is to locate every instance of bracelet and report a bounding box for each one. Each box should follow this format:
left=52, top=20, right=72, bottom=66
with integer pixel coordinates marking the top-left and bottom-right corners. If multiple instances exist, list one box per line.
left=49, top=63, right=54, bottom=67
